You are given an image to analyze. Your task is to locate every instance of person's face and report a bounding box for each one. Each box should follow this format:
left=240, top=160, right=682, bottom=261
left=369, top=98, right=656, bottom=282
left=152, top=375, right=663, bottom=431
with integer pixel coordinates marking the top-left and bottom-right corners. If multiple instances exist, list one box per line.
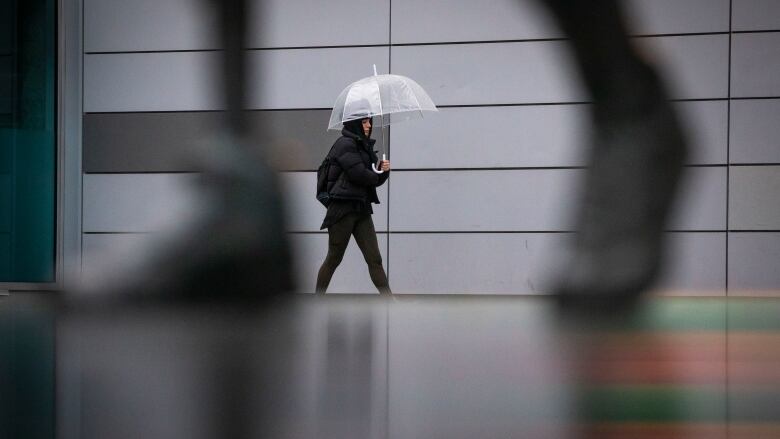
left=362, top=118, right=371, bottom=136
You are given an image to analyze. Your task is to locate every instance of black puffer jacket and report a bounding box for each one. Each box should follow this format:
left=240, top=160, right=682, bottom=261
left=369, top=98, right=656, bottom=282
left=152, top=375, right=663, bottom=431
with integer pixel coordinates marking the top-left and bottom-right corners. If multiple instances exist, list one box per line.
left=326, top=125, right=389, bottom=204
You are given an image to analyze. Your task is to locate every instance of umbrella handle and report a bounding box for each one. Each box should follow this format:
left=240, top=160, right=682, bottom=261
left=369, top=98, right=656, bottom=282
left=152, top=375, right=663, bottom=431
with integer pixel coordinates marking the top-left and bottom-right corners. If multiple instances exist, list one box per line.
left=372, top=154, right=386, bottom=174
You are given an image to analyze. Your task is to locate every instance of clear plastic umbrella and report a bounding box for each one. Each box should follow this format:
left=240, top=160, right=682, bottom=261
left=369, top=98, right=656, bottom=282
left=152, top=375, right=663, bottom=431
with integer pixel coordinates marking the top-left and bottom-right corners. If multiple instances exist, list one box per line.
left=328, top=65, right=438, bottom=173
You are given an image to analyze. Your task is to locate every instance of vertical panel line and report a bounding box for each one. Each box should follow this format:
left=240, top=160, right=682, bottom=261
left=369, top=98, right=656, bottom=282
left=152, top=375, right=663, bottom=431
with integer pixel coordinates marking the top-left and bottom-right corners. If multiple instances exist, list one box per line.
left=386, top=2, right=392, bottom=438
left=726, top=0, right=732, bottom=297
left=386, top=0, right=392, bottom=284
left=80, top=0, right=86, bottom=278
left=725, top=0, right=732, bottom=435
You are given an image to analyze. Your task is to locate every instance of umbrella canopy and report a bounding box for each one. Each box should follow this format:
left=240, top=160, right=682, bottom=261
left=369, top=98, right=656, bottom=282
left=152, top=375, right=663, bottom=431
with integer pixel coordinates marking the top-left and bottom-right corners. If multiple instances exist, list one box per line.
left=328, top=67, right=438, bottom=130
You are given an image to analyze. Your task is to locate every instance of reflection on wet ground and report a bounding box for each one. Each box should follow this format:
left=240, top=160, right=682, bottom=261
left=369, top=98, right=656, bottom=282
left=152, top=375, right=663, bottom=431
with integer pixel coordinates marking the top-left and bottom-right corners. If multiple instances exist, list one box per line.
left=3, top=294, right=780, bottom=438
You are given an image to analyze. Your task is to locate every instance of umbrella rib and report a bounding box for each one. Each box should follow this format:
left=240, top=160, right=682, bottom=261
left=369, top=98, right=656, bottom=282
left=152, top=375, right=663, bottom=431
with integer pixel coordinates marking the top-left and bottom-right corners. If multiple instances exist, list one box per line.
left=406, top=79, right=425, bottom=120
left=375, top=76, right=384, bottom=121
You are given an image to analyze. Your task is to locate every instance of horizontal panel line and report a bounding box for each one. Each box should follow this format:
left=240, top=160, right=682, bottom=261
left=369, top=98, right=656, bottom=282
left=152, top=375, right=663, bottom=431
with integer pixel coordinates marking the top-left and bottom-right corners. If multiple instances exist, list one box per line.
left=440, top=98, right=728, bottom=108
left=386, top=230, right=726, bottom=234
left=395, top=32, right=725, bottom=47
left=86, top=48, right=223, bottom=55
left=386, top=230, right=575, bottom=234
left=81, top=230, right=391, bottom=235
left=84, top=163, right=727, bottom=175
left=392, top=164, right=726, bottom=172
left=84, top=163, right=728, bottom=176
left=83, top=171, right=198, bottom=175
left=731, top=29, right=780, bottom=35
left=83, top=231, right=149, bottom=235
left=439, top=102, right=590, bottom=108
left=84, top=108, right=333, bottom=115
left=83, top=31, right=734, bottom=56
left=730, top=96, right=780, bottom=101
left=83, top=99, right=729, bottom=115
left=729, top=230, right=780, bottom=233
left=287, top=231, right=388, bottom=235
left=729, top=163, right=780, bottom=167
left=82, top=230, right=730, bottom=235
left=85, top=44, right=387, bottom=55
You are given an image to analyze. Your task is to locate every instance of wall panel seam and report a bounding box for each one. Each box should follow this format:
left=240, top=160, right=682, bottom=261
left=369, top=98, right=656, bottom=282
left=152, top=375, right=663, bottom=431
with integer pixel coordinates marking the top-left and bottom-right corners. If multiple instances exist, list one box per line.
left=82, top=30, right=749, bottom=55
left=82, top=163, right=733, bottom=176
left=79, top=98, right=735, bottom=115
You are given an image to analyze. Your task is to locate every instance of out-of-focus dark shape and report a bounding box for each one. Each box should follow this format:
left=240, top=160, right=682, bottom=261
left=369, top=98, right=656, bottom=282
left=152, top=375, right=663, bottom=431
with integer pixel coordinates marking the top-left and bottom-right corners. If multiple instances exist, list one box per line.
left=542, top=0, right=688, bottom=306
left=70, top=0, right=293, bottom=306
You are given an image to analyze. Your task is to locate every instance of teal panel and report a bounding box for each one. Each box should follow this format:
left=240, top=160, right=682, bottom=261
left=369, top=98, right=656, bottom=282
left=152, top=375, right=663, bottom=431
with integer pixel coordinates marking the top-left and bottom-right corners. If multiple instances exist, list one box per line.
left=0, top=0, right=56, bottom=283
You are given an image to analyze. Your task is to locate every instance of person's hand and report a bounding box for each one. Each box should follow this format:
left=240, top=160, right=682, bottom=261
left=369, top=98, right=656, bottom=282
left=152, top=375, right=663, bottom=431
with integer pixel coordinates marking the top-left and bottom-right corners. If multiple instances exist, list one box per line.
left=381, top=160, right=391, bottom=172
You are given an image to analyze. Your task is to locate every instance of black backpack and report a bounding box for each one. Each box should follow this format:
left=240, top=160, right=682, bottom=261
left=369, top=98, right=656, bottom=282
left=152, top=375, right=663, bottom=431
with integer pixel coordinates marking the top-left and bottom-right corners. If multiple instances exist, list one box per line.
left=316, top=144, right=337, bottom=207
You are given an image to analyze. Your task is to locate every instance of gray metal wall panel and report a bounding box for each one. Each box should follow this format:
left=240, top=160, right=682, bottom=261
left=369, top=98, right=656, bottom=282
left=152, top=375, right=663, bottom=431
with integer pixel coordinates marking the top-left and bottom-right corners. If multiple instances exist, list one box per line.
left=253, top=0, right=389, bottom=48
left=391, top=168, right=724, bottom=232
left=83, top=112, right=219, bottom=173
left=392, top=105, right=590, bottom=169
left=84, top=52, right=221, bottom=112
left=655, top=232, right=726, bottom=295
left=639, top=34, right=729, bottom=100
left=731, top=33, right=780, bottom=97
left=84, top=0, right=218, bottom=52
left=282, top=172, right=388, bottom=233
left=623, top=0, right=730, bottom=35
left=391, top=42, right=583, bottom=106
left=249, top=47, right=389, bottom=109
left=676, top=100, right=728, bottom=165
left=730, top=99, right=780, bottom=164
left=392, top=36, right=726, bottom=106
left=82, top=172, right=386, bottom=233
left=83, top=174, right=202, bottom=232
left=389, top=170, right=580, bottom=231
left=733, top=0, right=780, bottom=31
left=728, top=233, right=780, bottom=295
left=85, top=0, right=389, bottom=52
left=291, top=233, right=387, bottom=294
left=81, top=233, right=155, bottom=283
left=85, top=48, right=389, bottom=112
left=669, top=167, right=727, bottom=231
left=391, top=101, right=725, bottom=169
left=83, top=110, right=338, bottom=173
left=388, top=233, right=564, bottom=294
left=389, top=232, right=726, bottom=294
left=391, top=0, right=558, bottom=44
left=729, top=166, right=780, bottom=230
left=391, top=0, right=727, bottom=44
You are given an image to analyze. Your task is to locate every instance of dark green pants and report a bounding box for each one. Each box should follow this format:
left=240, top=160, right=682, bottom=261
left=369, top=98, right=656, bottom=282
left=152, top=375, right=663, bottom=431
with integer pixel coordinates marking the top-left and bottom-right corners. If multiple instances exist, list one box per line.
left=316, top=213, right=390, bottom=295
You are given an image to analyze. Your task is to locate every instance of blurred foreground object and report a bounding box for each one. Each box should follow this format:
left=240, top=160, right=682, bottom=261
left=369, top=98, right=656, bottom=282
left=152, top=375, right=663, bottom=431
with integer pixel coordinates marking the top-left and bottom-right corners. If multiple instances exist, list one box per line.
left=542, top=0, right=688, bottom=304
left=71, top=0, right=292, bottom=306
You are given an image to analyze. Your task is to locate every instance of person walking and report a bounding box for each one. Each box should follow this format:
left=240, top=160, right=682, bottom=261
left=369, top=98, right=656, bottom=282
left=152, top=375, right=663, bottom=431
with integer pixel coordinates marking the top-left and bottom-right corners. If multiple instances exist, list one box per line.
left=316, top=117, right=392, bottom=295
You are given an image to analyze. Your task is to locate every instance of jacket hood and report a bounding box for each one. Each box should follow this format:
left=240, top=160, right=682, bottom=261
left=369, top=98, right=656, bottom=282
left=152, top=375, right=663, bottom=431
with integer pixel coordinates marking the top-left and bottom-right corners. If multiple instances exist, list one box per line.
left=343, top=117, right=373, bottom=140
